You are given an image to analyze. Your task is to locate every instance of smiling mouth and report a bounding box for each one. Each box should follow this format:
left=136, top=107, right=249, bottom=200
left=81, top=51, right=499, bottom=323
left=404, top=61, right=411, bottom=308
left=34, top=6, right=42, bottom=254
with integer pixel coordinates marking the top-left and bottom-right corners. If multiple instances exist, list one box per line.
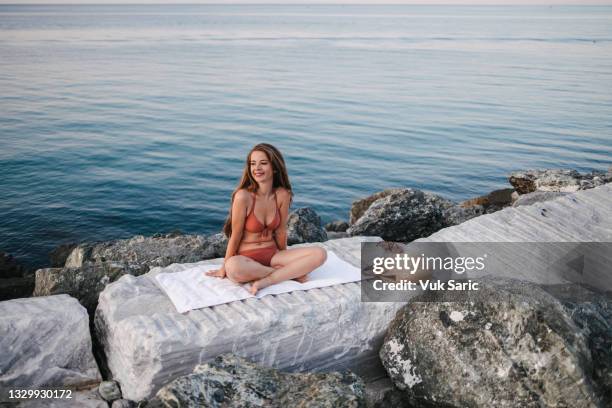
left=254, top=172, right=264, bottom=177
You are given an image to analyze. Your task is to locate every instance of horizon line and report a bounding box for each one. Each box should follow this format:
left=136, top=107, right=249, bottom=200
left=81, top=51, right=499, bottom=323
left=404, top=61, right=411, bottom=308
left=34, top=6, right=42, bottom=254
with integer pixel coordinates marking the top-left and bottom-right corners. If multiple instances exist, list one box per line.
left=2, top=2, right=612, bottom=5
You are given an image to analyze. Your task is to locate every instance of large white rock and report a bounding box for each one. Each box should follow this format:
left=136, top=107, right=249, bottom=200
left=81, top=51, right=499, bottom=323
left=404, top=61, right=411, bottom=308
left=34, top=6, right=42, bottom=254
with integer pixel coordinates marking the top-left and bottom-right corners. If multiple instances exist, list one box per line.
left=422, top=184, right=612, bottom=242
left=16, top=387, right=108, bottom=408
left=0, top=295, right=102, bottom=397
left=416, top=184, right=612, bottom=286
left=95, top=236, right=405, bottom=401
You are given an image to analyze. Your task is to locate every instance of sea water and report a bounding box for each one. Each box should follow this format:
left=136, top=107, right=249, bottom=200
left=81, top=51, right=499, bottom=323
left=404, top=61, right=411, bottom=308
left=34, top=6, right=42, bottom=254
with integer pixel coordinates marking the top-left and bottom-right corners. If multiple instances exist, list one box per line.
left=1, top=5, right=611, bottom=267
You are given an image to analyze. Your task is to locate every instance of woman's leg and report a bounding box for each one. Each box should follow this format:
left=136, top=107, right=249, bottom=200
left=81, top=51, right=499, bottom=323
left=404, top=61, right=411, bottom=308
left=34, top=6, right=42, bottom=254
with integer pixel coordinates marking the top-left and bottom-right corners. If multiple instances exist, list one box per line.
left=249, top=246, right=327, bottom=294
left=224, top=255, right=275, bottom=284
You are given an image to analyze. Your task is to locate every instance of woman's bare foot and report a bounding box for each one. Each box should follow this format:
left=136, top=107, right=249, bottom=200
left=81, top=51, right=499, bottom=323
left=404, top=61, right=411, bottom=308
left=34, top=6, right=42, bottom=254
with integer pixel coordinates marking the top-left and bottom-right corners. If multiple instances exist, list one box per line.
left=292, top=274, right=309, bottom=283
left=249, top=276, right=273, bottom=295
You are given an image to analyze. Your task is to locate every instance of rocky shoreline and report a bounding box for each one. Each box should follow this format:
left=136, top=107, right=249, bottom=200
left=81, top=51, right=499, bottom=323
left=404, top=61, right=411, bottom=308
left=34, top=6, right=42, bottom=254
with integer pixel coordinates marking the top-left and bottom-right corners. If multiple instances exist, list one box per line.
left=1, top=166, right=611, bottom=407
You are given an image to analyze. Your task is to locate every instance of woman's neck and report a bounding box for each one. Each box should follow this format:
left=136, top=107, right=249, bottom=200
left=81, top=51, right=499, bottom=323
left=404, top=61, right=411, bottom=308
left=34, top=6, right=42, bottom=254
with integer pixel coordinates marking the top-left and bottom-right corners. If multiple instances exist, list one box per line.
left=256, top=181, right=274, bottom=198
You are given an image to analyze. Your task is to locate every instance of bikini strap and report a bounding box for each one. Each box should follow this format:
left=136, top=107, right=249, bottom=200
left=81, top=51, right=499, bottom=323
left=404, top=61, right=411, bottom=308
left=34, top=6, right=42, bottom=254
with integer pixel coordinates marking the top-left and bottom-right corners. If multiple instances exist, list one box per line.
left=248, top=192, right=256, bottom=216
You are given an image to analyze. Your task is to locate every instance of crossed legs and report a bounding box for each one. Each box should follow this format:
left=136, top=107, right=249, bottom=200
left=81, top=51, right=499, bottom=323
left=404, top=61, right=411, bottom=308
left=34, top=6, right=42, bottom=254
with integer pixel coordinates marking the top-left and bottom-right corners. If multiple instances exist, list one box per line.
left=224, top=246, right=327, bottom=295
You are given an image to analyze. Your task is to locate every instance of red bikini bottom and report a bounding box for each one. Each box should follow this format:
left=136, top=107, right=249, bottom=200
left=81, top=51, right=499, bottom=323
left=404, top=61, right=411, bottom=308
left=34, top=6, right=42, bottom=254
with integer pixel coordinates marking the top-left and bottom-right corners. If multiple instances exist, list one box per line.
left=238, top=246, right=279, bottom=267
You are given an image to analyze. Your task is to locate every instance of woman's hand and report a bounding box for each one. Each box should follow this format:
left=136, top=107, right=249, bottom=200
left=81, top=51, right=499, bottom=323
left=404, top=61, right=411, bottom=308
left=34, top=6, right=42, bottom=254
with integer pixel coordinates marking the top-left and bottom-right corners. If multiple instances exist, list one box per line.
left=206, top=265, right=226, bottom=278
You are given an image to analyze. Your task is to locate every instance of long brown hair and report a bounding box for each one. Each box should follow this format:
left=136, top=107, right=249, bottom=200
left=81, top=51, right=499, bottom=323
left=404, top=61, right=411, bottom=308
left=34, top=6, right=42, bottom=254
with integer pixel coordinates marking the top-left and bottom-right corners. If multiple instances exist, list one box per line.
left=223, top=143, right=293, bottom=237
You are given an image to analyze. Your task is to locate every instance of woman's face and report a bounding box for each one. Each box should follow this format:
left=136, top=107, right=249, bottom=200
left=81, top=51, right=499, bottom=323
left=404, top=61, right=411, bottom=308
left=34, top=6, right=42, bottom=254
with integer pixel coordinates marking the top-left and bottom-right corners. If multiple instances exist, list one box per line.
left=250, top=150, right=274, bottom=183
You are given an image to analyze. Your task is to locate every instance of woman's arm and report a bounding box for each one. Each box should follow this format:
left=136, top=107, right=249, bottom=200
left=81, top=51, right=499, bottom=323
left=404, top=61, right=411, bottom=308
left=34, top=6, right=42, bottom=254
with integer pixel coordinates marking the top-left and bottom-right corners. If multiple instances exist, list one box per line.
left=225, top=191, right=249, bottom=260
left=207, top=190, right=249, bottom=278
left=274, top=188, right=291, bottom=251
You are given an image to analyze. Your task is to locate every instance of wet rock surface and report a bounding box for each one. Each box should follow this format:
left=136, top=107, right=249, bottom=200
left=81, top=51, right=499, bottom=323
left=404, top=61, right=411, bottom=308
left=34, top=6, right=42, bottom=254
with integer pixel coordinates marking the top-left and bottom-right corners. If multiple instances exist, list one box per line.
left=147, top=354, right=366, bottom=408
left=380, top=278, right=603, bottom=408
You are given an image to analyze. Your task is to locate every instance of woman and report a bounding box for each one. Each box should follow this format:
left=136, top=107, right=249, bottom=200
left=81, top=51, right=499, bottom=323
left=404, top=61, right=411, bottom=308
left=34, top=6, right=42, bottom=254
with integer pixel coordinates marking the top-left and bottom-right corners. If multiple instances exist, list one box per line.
left=206, top=143, right=327, bottom=295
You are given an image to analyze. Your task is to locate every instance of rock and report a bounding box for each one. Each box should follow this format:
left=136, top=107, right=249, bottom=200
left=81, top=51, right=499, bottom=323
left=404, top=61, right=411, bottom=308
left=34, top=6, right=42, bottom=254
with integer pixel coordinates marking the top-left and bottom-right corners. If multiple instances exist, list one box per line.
left=509, top=169, right=582, bottom=194
left=441, top=203, right=485, bottom=226
left=460, top=188, right=515, bottom=213
left=65, top=232, right=227, bottom=270
left=0, top=275, right=35, bottom=301
left=380, top=278, right=602, bottom=408
left=34, top=262, right=148, bottom=314
left=111, top=399, right=136, bottom=408
left=325, top=220, right=349, bottom=232
left=512, top=191, right=570, bottom=207
left=49, top=243, right=78, bottom=267
left=509, top=168, right=612, bottom=194
left=0, top=251, right=26, bottom=279
left=94, top=236, right=404, bottom=401
left=347, top=188, right=480, bottom=242
left=287, top=207, right=328, bottom=245
left=349, top=188, right=403, bottom=225
left=421, top=184, right=612, bottom=244
left=16, top=386, right=109, bottom=407
left=147, top=354, right=366, bottom=407
left=0, top=295, right=101, bottom=393
left=99, top=380, right=122, bottom=402
left=327, top=231, right=349, bottom=240
left=543, top=284, right=612, bottom=406
left=365, top=377, right=413, bottom=408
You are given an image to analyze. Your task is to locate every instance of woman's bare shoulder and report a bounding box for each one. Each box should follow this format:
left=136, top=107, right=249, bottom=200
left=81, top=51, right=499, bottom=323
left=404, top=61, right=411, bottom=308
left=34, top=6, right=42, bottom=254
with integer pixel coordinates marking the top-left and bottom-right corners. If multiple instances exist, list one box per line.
left=275, top=187, right=292, bottom=203
left=234, top=189, right=252, bottom=205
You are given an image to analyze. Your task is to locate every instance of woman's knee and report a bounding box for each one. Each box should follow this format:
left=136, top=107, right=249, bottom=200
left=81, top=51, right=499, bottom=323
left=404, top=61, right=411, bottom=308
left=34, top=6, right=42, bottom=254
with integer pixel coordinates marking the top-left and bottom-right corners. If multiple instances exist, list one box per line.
left=312, top=247, right=327, bottom=266
left=225, top=256, right=244, bottom=283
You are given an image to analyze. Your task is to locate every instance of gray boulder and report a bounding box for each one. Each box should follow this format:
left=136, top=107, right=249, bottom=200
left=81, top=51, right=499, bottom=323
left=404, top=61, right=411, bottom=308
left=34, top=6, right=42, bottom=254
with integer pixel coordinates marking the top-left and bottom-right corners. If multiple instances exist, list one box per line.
left=512, top=191, right=570, bottom=207
left=99, top=380, right=122, bottom=402
left=147, top=354, right=366, bottom=408
left=325, top=220, right=349, bottom=232
left=65, top=232, right=227, bottom=269
left=287, top=207, right=328, bottom=245
left=364, top=377, right=412, bottom=408
left=347, top=188, right=480, bottom=242
left=441, top=202, right=485, bottom=227
left=0, top=295, right=101, bottom=394
left=34, top=261, right=148, bottom=313
left=544, top=284, right=612, bottom=405
left=379, top=278, right=602, bottom=407
left=349, top=188, right=403, bottom=225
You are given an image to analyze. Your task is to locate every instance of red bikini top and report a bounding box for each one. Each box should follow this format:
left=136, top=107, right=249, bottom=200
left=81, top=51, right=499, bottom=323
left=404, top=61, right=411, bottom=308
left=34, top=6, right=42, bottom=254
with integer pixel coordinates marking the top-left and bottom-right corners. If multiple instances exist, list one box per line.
left=244, top=190, right=281, bottom=240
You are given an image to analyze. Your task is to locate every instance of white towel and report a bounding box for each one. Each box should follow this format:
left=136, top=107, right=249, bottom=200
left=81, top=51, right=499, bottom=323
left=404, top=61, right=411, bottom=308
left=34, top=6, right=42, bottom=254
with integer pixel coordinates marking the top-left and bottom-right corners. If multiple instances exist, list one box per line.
left=155, top=250, right=361, bottom=313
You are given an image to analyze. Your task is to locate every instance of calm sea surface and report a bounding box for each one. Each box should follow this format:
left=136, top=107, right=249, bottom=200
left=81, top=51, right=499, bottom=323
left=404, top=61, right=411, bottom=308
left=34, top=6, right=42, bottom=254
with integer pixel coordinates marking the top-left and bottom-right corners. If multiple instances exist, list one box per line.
left=1, top=5, right=611, bottom=268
